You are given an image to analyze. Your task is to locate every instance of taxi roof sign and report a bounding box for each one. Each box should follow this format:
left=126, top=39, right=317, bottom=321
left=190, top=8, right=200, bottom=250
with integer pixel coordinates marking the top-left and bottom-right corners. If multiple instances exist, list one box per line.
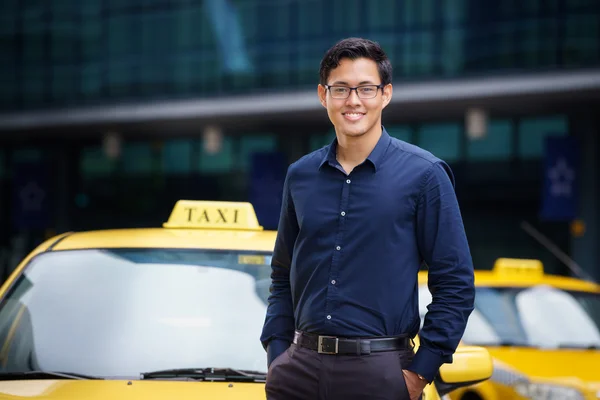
left=493, top=258, right=544, bottom=277
left=163, top=200, right=263, bottom=231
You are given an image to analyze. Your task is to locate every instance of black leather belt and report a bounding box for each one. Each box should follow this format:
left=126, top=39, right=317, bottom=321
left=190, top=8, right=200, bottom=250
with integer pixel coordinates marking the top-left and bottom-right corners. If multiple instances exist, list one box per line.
left=293, top=331, right=413, bottom=355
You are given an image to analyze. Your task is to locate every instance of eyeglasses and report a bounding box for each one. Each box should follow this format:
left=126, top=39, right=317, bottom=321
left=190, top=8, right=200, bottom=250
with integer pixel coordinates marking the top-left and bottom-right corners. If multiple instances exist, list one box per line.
left=325, top=84, right=385, bottom=99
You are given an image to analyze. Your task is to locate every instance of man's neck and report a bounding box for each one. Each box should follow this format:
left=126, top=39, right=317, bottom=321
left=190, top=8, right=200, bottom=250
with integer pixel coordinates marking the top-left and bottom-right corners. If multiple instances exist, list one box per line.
left=335, top=126, right=382, bottom=167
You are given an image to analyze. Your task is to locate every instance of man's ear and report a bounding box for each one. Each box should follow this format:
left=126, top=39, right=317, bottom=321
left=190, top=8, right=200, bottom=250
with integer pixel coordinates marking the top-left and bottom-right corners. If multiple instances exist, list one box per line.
left=318, top=84, right=328, bottom=108
left=382, top=84, right=393, bottom=109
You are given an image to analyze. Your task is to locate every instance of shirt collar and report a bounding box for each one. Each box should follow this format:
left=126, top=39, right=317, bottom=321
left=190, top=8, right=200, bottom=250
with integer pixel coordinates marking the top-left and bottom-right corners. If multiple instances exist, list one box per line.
left=319, top=126, right=391, bottom=171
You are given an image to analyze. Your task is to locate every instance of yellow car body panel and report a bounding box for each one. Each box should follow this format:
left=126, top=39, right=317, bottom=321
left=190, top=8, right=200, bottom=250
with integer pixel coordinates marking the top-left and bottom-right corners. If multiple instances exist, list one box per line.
left=0, top=380, right=266, bottom=400
left=472, top=270, right=600, bottom=293
left=449, top=381, right=527, bottom=400
left=0, top=380, right=452, bottom=400
left=485, top=347, right=599, bottom=381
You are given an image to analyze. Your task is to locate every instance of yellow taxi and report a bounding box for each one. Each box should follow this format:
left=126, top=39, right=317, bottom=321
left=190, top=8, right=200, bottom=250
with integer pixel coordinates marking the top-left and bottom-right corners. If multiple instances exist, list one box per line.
left=0, top=200, right=492, bottom=399
left=419, top=258, right=600, bottom=400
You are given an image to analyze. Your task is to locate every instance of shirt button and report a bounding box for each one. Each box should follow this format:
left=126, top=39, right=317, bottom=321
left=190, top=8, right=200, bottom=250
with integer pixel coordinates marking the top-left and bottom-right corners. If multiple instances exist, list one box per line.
left=336, top=246, right=341, bottom=251
left=331, top=280, right=336, bottom=285
left=340, top=211, right=346, bottom=216
left=326, top=315, right=332, bottom=320
left=346, top=179, right=351, bottom=184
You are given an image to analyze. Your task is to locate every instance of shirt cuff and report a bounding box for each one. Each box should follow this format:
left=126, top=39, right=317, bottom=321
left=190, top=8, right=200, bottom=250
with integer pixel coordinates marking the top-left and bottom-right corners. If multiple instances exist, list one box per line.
left=406, top=346, right=446, bottom=383
left=267, top=339, right=290, bottom=367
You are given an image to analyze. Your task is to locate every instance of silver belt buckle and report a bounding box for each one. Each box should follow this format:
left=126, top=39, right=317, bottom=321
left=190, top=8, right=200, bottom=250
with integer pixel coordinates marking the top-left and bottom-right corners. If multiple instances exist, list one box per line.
left=318, top=335, right=339, bottom=354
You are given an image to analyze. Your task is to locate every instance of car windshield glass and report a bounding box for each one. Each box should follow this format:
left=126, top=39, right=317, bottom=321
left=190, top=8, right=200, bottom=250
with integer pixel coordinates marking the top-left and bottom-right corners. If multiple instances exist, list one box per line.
left=419, top=285, right=600, bottom=348
left=0, top=249, right=273, bottom=379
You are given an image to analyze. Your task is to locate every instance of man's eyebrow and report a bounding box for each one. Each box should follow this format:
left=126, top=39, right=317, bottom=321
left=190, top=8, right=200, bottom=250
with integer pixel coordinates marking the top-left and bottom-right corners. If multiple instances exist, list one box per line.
left=330, top=80, right=377, bottom=85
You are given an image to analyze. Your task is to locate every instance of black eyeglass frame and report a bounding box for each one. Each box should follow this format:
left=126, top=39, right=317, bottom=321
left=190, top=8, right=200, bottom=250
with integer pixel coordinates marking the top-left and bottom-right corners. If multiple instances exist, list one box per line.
left=324, top=84, right=386, bottom=99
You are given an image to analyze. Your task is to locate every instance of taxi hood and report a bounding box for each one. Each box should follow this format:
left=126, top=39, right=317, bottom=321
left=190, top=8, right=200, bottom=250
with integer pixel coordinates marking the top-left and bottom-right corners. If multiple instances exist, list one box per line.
left=487, top=347, right=600, bottom=383
left=0, top=380, right=266, bottom=400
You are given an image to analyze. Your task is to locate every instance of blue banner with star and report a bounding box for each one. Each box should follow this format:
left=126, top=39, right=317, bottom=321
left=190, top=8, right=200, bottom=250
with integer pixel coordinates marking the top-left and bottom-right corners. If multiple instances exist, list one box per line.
left=540, top=136, right=580, bottom=221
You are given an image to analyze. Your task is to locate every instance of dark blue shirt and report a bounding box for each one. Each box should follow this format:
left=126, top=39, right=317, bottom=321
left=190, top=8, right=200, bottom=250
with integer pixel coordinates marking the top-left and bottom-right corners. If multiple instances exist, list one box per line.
left=260, top=127, right=475, bottom=382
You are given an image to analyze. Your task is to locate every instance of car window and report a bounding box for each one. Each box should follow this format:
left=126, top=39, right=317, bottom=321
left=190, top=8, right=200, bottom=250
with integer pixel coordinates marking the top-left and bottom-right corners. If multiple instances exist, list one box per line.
left=516, top=285, right=600, bottom=348
left=575, top=292, right=600, bottom=331
left=418, top=284, right=600, bottom=348
left=0, top=249, right=273, bottom=378
left=418, top=285, right=501, bottom=344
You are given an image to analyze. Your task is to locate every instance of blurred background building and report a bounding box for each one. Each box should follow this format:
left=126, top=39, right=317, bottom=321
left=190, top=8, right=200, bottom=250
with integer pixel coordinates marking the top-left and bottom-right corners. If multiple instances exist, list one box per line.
left=0, top=0, right=599, bottom=281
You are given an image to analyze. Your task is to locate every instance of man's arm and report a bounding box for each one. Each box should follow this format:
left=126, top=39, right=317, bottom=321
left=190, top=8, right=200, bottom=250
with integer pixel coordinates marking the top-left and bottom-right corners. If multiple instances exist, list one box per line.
left=260, top=167, right=299, bottom=367
left=408, top=161, right=475, bottom=382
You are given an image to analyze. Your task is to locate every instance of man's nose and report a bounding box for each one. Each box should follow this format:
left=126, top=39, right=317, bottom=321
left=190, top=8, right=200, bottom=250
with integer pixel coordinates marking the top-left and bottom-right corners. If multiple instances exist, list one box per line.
left=345, top=89, right=362, bottom=106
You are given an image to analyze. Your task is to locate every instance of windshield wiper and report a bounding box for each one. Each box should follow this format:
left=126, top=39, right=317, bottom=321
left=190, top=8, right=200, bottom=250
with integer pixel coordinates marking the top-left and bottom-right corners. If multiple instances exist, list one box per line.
left=0, top=371, right=103, bottom=381
left=557, top=343, right=600, bottom=350
left=472, top=340, right=531, bottom=347
left=140, top=367, right=266, bottom=382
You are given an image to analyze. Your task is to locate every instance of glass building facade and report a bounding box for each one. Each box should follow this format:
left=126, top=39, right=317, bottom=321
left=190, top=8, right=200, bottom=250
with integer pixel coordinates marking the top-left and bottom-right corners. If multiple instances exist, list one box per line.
left=1, top=0, right=599, bottom=112
left=1, top=0, right=599, bottom=282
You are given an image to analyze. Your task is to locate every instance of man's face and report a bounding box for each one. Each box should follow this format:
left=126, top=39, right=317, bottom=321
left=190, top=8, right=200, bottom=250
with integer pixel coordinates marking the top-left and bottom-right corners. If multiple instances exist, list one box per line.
left=318, top=57, right=392, bottom=139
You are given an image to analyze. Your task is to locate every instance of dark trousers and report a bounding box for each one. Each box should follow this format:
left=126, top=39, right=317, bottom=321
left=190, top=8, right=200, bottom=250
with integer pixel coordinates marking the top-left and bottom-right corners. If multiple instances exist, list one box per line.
left=265, top=343, right=416, bottom=400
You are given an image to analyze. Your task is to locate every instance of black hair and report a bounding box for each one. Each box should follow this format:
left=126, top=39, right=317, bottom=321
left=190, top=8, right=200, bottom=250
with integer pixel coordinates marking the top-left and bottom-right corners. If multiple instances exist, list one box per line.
left=319, top=37, right=392, bottom=86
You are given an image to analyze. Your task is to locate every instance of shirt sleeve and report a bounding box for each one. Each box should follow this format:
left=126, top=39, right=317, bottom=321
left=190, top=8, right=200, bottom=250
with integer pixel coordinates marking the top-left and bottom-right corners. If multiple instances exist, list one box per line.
left=407, top=161, right=475, bottom=382
left=260, top=166, right=299, bottom=366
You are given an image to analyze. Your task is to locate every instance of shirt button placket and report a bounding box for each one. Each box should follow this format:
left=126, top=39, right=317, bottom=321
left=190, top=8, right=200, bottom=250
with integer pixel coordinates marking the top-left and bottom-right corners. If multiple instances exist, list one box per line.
left=327, top=175, right=351, bottom=325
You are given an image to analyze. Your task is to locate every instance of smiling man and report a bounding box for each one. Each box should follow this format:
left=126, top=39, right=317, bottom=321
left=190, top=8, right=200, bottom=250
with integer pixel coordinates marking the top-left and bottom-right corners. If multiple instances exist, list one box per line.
left=260, top=37, right=475, bottom=400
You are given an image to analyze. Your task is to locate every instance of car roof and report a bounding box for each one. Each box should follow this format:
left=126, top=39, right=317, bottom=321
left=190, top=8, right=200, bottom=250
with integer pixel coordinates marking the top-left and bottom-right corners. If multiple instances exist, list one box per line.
left=50, top=228, right=277, bottom=252
left=418, top=257, right=600, bottom=293
left=471, top=270, right=600, bottom=292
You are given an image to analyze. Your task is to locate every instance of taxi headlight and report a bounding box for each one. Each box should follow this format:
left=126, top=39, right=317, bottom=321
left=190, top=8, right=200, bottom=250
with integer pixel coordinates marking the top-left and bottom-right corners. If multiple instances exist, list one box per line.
left=526, top=383, right=585, bottom=400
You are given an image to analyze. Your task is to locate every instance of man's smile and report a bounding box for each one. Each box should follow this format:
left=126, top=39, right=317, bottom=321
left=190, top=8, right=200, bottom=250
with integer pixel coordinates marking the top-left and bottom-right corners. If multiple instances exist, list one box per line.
left=342, top=112, right=366, bottom=121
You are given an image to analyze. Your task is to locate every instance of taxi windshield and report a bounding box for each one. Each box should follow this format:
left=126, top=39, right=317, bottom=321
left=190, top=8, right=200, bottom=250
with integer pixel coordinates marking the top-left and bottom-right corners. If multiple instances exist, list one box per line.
left=420, top=285, right=600, bottom=349
left=419, top=285, right=600, bottom=349
left=0, top=248, right=274, bottom=379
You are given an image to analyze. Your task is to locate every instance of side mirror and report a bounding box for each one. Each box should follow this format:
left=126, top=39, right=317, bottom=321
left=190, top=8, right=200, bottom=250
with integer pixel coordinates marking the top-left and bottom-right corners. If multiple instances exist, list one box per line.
left=434, top=346, right=493, bottom=396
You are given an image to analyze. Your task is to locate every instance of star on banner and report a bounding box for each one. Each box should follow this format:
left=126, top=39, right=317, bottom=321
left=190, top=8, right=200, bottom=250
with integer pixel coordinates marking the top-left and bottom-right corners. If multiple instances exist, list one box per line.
left=548, top=157, right=575, bottom=197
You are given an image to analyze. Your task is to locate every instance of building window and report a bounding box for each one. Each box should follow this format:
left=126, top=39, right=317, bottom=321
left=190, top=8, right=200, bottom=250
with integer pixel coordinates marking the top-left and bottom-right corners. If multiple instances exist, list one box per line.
left=239, top=135, right=277, bottom=170
left=162, top=139, right=193, bottom=174
left=467, top=120, right=513, bottom=161
left=309, top=130, right=336, bottom=152
left=418, top=123, right=461, bottom=162
left=518, top=116, right=568, bottom=159
left=331, top=0, right=361, bottom=34
left=122, top=142, right=155, bottom=175
left=13, top=148, right=43, bottom=163
left=81, top=147, right=116, bottom=177
left=198, top=135, right=235, bottom=173
left=387, top=125, right=413, bottom=143
left=368, top=0, right=397, bottom=30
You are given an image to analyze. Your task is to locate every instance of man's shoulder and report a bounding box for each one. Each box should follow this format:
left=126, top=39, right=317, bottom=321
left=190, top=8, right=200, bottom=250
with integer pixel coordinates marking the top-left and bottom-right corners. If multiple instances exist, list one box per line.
left=388, top=137, right=445, bottom=167
left=387, top=137, right=455, bottom=185
left=288, top=146, right=329, bottom=175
